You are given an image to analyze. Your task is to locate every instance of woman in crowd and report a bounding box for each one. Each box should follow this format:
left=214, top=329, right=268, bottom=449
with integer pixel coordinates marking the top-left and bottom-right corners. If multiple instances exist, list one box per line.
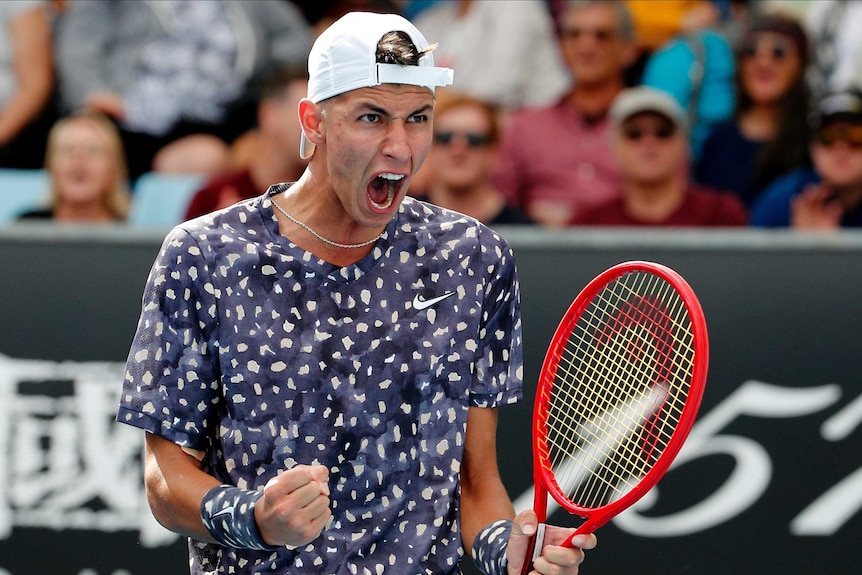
left=18, top=111, right=130, bottom=222
left=694, top=13, right=811, bottom=207
left=411, top=94, right=534, bottom=226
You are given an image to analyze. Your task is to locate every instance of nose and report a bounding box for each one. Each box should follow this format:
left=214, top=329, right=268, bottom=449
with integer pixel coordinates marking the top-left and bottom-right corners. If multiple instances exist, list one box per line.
left=381, top=121, right=411, bottom=162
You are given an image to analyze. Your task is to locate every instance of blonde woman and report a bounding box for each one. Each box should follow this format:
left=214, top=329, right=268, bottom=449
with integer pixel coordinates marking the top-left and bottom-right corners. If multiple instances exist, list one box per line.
left=18, top=111, right=131, bottom=221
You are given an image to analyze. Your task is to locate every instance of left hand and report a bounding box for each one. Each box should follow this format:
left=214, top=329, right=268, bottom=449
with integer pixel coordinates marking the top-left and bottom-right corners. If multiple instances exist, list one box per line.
left=505, top=509, right=597, bottom=575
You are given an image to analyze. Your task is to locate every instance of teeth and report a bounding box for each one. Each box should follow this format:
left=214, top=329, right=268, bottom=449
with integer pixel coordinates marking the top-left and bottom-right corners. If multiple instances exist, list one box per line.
left=379, top=173, right=404, bottom=181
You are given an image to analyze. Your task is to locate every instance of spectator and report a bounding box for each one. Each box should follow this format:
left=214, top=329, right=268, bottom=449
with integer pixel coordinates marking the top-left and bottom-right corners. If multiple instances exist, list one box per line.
left=411, top=94, right=534, bottom=225
left=694, top=13, right=811, bottom=207
left=411, top=0, right=570, bottom=110
left=580, top=86, right=747, bottom=226
left=54, top=0, right=312, bottom=181
left=0, top=1, right=55, bottom=170
left=17, top=110, right=130, bottom=222
left=493, top=0, right=638, bottom=227
left=751, top=90, right=862, bottom=230
left=184, top=67, right=309, bottom=220
left=639, top=1, right=742, bottom=161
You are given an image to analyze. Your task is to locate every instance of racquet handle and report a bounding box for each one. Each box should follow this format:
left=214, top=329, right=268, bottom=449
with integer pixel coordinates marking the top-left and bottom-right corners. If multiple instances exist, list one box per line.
left=519, top=523, right=545, bottom=575
left=521, top=522, right=596, bottom=574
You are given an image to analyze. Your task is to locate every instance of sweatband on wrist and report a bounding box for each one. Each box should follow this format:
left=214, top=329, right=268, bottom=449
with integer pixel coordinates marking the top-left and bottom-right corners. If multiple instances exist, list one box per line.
left=200, top=485, right=281, bottom=550
left=472, top=519, right=512, bottom=575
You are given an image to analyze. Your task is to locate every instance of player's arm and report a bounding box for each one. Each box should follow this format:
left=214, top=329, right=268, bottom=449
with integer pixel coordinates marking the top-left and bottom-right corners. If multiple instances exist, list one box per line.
left=144, top=432, right=222, bottom=541
left=460, top=406, right=516, bottom=552
left=144, top=432, right=331, bottom=548
left=460, top=407, right=595, bottom=575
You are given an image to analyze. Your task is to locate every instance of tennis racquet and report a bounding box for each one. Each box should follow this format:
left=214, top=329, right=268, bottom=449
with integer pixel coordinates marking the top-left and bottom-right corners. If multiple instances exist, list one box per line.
left=522, top=261, right=708, bottom=573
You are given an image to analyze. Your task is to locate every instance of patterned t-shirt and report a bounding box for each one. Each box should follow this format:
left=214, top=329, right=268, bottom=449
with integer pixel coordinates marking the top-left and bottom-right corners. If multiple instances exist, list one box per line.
left=118, top=185, right=524, bottom=574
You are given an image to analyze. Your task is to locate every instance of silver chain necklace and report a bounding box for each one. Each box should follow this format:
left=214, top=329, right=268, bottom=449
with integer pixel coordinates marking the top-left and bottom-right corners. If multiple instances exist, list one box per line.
left=271, top=196, right=385, bottom=249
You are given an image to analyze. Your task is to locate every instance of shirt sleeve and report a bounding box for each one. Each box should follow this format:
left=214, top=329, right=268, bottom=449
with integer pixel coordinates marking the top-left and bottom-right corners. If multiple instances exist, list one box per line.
left=117, top=226, right=222, bottom=450
left=469, top=226, right=524, bottom=408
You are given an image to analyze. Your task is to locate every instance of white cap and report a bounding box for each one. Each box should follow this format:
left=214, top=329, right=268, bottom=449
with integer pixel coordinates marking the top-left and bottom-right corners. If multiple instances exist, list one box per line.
left=300, top=11, right=454, bottom=159
left=610, top=87, right=688, bottom=131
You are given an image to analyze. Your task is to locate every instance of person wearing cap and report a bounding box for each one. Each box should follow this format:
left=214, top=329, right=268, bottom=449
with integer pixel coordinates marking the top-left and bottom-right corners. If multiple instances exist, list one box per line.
left=580, top=86, right=747, bottom=227
left=751, top=90, right=862, bottom=229
left=117, top=11, right=594, bottom=575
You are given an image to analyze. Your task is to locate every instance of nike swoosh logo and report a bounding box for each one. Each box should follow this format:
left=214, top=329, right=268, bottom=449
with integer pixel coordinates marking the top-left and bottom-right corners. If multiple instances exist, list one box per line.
left=413, top=291, right=456, bottom=310
left=211, top=505, right=236, bottom=522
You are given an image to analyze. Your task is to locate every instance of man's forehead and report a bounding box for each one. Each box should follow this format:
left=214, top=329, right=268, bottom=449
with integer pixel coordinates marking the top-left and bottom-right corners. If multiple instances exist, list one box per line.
left=330, top=84, right=435, bottom=109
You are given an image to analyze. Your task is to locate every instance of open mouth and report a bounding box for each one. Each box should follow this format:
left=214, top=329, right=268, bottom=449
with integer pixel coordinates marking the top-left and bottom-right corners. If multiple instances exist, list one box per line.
left=368, top=172, right=404, bottom=211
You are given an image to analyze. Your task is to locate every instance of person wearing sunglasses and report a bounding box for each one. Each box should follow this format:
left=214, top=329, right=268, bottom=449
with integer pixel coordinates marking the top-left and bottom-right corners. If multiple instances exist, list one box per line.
left=750, top=90, right=862, bottom=229
left=411, top=94, right=534, bottom=226
left=694, top=13, right=811, bottom=207
left=492, top=1, right=637, bottom=227
left=580, top=86, right=746, bottom=227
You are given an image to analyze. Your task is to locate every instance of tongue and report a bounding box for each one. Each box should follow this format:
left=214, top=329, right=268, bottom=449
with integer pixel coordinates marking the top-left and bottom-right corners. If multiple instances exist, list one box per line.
left=369, top=177, right=392, bottom=205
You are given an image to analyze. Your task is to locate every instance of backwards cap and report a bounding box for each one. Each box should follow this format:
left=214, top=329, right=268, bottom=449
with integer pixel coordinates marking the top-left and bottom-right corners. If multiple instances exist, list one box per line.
left=300, top=11, right=455, bottom=159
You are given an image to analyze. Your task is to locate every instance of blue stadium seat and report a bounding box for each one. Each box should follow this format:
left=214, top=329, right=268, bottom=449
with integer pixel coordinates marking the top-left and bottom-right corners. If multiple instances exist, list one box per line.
left=0, top=169, right=49, bottom=222
left=129, top=172, right=205, bottom=228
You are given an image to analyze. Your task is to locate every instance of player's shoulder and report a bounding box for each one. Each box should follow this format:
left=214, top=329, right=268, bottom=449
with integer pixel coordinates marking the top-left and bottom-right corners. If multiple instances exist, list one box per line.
left=401, top=196, right=512, bottom=249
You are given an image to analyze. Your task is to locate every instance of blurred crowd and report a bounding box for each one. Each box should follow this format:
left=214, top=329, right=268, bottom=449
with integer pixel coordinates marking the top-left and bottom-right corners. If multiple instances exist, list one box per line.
left=5, top=0, right=862, bottom=231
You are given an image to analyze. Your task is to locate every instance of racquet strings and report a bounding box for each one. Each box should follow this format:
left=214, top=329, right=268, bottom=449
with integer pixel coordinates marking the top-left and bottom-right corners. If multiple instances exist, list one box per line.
left=542, top=269, right=695, bottom=510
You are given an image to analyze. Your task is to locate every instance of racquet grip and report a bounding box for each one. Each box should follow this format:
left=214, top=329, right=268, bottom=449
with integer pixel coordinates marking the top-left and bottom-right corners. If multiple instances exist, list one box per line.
left=520, top=523, right=546, bottom=575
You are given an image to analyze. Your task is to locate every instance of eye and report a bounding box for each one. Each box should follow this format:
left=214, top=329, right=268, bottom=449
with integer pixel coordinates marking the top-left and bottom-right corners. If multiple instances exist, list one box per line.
left=407, top=114, right=428, bottom=124
left=359, top=113, right=381, bottom=123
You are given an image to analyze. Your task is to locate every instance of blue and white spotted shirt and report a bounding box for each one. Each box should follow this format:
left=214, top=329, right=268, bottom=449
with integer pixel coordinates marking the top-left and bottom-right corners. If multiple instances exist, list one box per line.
left=118, top=187, right=524, bottom=574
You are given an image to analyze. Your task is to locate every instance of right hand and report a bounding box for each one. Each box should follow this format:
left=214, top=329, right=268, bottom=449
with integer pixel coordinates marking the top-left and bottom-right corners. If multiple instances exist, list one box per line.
left=255, top=464, right=332, bottom=547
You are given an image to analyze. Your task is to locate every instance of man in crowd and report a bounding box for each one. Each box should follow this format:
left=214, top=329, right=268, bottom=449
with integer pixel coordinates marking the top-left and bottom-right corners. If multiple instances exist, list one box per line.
left=184, top=67, right=309, bottom=219
left=493, top=0, right=637, bottom=226
left=581, top=86, right=747, bottom=227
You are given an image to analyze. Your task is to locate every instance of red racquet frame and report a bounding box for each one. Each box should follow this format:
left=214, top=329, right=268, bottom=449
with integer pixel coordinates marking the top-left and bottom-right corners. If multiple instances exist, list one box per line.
left=527, top=260, right=708, bottom=560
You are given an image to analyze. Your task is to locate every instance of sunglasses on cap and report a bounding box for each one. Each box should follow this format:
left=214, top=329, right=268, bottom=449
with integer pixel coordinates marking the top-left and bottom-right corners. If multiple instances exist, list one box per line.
left=815, top=124, right=862, bottom=148
left=621, top=123, right=676, bottom=141
left=433, top=131, right=492, bottom=148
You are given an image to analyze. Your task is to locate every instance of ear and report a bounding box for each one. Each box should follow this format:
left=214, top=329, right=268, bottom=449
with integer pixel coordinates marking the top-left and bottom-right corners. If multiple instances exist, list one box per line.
left=299, top=98, right=325, bottom=147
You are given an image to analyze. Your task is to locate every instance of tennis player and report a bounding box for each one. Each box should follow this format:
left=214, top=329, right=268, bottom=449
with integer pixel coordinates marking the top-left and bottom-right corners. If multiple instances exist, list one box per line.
left=118, top=12, right=595, bottom=574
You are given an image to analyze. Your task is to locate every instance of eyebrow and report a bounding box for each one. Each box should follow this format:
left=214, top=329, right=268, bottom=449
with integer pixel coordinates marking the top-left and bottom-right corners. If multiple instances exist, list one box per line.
left=358, top=102, right=434, bottom=118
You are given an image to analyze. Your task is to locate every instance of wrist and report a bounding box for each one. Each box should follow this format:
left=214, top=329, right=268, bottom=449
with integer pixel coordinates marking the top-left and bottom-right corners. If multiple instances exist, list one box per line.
left=472, top=519, right=512, bottom=575
left=200, top=485, right=281, bottom=550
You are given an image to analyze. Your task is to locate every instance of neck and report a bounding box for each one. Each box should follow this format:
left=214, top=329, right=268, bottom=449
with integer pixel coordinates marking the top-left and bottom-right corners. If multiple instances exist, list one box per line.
left=621, top=176, right=687, bottom=222
left=569, top=79, right=625, bottom=120
left=426, top=181, right=503, bottom=224
left=53, top=201, right=115, bottom=222
left=271, top=171, right=385, bottom=266
left=739, top=103, right=782, bottom=140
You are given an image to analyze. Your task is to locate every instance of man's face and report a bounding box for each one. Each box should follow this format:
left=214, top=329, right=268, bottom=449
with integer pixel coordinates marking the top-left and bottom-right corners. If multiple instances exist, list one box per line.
left=559, top=3, right=632, bottom=87
left=811, top=120, right=862, bottom=188
left=316, top=83, right=435, bottom=228
left=427, top=103, right=496, bottom=193
left=268, top=79, right=309, bottom=161
left=613, top=112, right=686, bottom=185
